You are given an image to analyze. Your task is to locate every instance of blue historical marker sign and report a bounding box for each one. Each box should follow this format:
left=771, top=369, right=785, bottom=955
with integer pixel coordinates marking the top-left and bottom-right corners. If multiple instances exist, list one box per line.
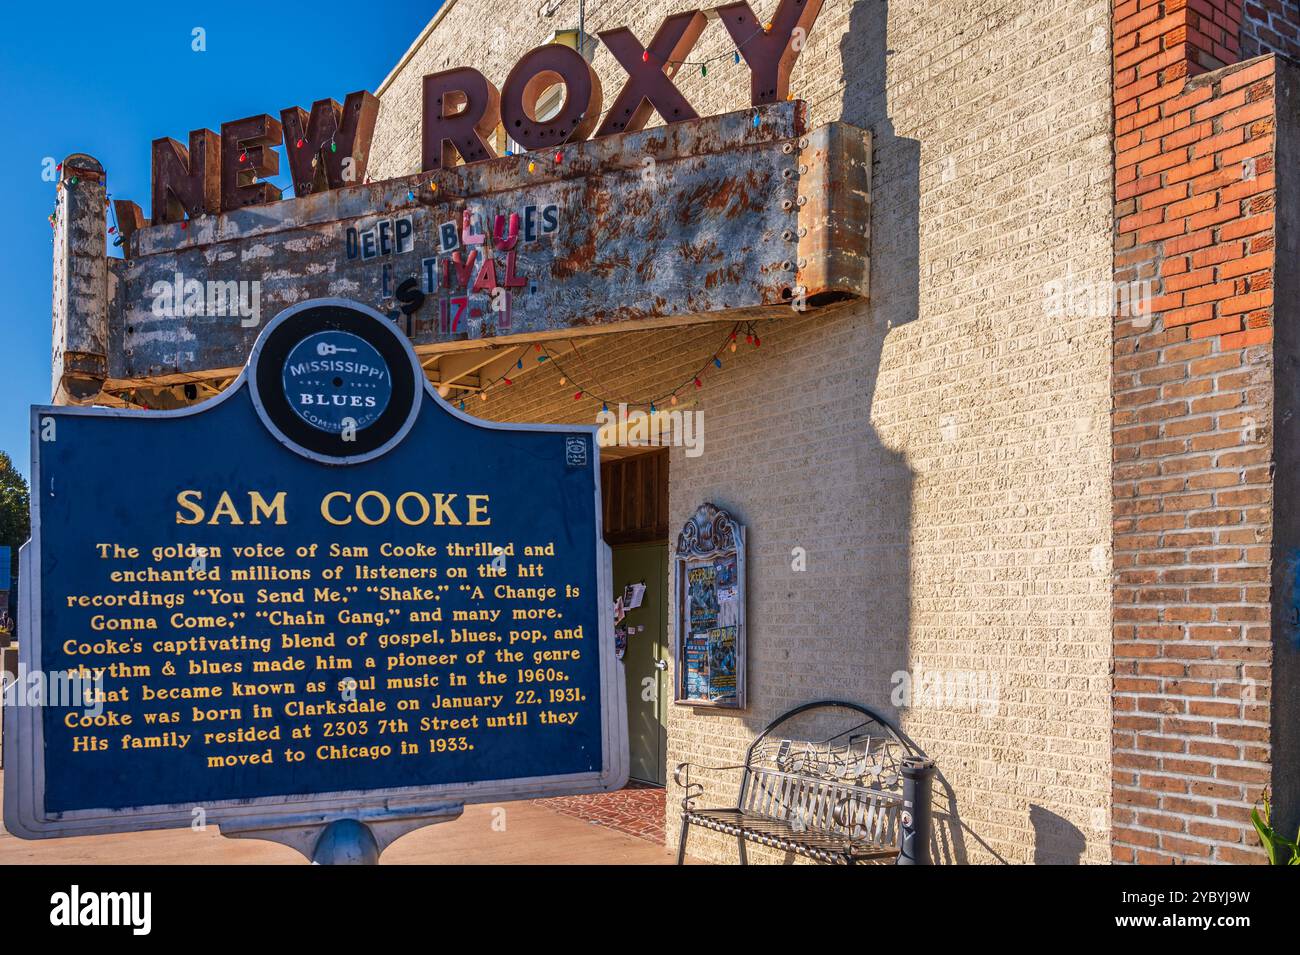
left=5, top=298, right=626, bottom=840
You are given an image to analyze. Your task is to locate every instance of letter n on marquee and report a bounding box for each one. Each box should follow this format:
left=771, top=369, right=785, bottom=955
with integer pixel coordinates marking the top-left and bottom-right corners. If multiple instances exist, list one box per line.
left=150, top=129, right=220, bottom=225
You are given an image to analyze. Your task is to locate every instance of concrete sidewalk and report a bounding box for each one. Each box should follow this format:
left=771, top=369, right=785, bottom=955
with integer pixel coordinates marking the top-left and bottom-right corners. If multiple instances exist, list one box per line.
left=0, top=772, right=688, bottom=865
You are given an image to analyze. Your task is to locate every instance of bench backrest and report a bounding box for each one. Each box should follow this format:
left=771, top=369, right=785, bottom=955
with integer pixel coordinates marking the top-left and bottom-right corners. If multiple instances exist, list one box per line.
left=743, top=765, right=904, bottom=844
left=739, top=729, right=907, bottom=843
left=729, top=701, right=918, bottom=845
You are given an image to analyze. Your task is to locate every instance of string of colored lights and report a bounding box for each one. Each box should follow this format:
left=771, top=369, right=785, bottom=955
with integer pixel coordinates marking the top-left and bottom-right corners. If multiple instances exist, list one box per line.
left=651, top=20, right=776, bottom=73
left=107, top=192, right=123, bottom=244
left=47, top=162, right=67, bottom=229
left=279, top=131, right=342, bottom=200
left=451, top=320, right=763, bottom=413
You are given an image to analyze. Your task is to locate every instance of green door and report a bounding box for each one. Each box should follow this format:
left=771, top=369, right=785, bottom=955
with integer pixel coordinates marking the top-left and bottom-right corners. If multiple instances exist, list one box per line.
left=614, top=543, right=668, bottom=786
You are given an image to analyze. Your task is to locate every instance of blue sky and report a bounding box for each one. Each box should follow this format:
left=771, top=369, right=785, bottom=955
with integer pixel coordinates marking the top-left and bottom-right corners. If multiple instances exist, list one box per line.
left=0, top=2, right=439, bottom=478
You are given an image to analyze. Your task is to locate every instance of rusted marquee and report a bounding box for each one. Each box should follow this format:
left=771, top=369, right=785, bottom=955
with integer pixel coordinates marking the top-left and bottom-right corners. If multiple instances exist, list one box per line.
left=51, top=101, right=870, bottom=406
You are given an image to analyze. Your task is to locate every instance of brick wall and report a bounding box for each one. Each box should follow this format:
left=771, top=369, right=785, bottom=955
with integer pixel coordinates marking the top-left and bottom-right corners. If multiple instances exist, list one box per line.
left=370, top=0, right=1115, bottom=864
left=1112, top=0, right=1282, bottom=862
left=1243, top=0, right=1300, bottom=58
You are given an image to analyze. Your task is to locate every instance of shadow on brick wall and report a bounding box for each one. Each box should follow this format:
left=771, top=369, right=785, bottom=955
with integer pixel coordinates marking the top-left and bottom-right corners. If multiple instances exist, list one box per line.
left=664, top=0, right=936, bottom=867
left=835, top=0, right=989, bottom=865
left=1030, top=804, right=1086, bottom=865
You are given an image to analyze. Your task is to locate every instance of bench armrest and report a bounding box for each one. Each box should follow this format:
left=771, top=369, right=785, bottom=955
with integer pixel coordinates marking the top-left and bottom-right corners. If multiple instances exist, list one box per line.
left=673, top=761, right=747, bottom=810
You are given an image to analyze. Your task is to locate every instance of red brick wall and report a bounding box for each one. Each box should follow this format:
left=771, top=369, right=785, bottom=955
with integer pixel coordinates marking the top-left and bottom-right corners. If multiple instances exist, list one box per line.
left=1113, top=0, right=1279, bottom=863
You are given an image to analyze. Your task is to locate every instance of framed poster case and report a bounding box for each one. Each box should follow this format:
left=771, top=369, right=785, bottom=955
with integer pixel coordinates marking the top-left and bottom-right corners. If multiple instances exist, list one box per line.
left=673, top=503, right=745, bottom=709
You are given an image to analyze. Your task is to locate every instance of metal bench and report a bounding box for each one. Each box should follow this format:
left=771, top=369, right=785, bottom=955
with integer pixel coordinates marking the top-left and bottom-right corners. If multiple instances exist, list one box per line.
left=674, top=700, right=936, bottom=865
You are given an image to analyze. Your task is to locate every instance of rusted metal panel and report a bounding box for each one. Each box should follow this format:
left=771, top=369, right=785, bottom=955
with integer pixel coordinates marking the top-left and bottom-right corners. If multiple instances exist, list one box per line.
left=112, top=199, right=146, bottom=245
left=64, top=103, right=872, bottom=392
left=112, top=103, right=821, bottom=382
left=797, top=122, right=871, bottom=305
left=51, top=155, right=108, bottom=403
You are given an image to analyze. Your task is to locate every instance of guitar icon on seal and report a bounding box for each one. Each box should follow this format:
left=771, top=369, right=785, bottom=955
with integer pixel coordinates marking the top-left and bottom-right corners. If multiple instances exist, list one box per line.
left=317, top=341, right=359, bottom=356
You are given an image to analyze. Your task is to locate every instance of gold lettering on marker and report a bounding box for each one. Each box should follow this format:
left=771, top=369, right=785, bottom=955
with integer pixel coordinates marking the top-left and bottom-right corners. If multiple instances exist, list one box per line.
left=432, top=493, right=461, bottom=526
left=175, top=490, right=288, bottom=525
left=322, top=491, right=351, bottom=526
left=467, top=494, right=490, bottom=526
left=249, top=491, right=287, bottom=526
left=176, top=489, right=204, bottom=525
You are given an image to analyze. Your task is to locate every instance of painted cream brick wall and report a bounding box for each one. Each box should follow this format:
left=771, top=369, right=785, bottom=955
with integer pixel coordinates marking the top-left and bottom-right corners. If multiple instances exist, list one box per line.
left=369, top=0, right=1114, bottom=863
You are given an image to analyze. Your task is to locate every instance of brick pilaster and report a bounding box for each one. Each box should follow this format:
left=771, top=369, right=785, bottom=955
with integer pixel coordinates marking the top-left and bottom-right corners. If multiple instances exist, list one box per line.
left=1112, top=0, right=1280, bottom=863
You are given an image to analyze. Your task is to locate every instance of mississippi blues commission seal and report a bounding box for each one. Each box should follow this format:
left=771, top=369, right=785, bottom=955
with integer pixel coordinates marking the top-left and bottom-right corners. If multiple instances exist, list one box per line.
left=282, top=330, right=392, bottom=433
left=249, top=300, right=422, bottom=464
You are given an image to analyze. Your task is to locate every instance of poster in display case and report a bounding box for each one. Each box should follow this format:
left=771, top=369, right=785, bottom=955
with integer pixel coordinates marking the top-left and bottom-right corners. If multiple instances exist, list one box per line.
left=674, top=503, right=745, bottom=708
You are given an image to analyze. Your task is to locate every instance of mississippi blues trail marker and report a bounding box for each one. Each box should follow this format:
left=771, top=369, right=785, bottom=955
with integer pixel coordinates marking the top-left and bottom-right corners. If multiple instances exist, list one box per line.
left=6, top=299, right=627, bottom=854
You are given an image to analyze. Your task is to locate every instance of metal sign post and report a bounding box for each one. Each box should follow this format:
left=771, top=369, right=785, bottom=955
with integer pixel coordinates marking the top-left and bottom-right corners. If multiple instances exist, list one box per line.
left=219, top=801, right=467, bottom=865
